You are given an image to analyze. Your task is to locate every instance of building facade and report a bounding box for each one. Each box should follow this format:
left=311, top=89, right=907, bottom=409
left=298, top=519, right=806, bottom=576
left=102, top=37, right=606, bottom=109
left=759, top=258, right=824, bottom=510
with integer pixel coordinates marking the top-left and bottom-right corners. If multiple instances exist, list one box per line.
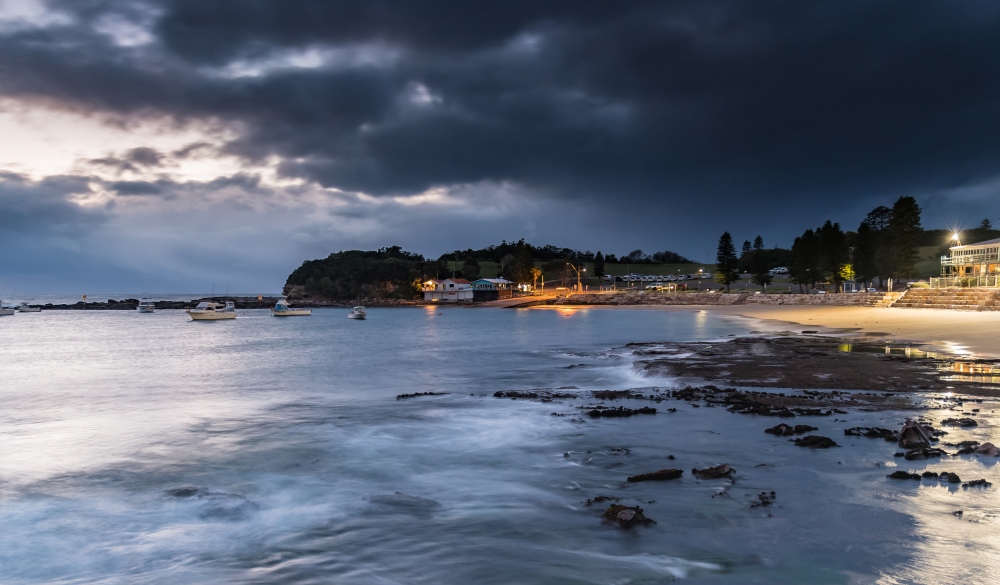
left=423, top=278, right=474, bottom=302
left=470, top=278, right=513, bottom=302
left=934, top=237, right=1000, bottom=288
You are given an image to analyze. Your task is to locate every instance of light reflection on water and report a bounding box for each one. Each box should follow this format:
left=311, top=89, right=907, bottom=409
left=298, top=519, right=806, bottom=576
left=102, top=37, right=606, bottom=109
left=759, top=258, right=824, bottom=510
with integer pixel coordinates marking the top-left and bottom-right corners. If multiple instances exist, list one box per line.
left=838, top=342, right=1000, bottom=385
left=0, top=308, right=997, bottom=583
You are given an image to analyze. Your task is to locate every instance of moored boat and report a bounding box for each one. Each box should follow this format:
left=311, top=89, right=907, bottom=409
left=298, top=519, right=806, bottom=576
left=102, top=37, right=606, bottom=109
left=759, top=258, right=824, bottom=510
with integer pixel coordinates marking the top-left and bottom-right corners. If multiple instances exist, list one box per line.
left=137, top=298, right=156, bottom=313
left=0, top=301, right=14, bottom=316
left=348, top=306, right=366, bottom=320
left=271, top=298, right=311, bottom=316
left=186, top=301, right=237, bottom=320
left=16, top=303, right=41, bottom=313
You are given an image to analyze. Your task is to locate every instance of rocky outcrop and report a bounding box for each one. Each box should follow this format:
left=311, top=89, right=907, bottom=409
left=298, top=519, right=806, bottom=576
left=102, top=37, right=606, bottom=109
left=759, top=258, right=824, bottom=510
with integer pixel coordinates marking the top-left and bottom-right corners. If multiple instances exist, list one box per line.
left=692, top=464, right=735, bottom=479
left=601, top=504, right=655, bottom=528
left=765, top=424, right=818, bottom=436
left=898, top=420, right=934, bottom=450
left=627, top=468, right=683, bottom=482
left=793, top=435, right=839, bottom=448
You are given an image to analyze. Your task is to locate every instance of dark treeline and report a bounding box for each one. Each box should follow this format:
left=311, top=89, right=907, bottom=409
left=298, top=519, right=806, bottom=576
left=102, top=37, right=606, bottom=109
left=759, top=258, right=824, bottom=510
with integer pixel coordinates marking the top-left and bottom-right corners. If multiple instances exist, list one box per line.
left=439, top=239, right=692, bottom=266
left=286, top=240, right=695, bottom=300
left=717, top=196, right=1000, bottom=292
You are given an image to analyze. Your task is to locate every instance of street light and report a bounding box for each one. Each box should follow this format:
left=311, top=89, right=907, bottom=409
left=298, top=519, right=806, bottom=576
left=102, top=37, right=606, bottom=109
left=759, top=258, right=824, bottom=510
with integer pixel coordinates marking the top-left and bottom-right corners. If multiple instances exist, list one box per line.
left=567, top=262, right=586, bottom=293
left=953, top=233, right=962, bottom=246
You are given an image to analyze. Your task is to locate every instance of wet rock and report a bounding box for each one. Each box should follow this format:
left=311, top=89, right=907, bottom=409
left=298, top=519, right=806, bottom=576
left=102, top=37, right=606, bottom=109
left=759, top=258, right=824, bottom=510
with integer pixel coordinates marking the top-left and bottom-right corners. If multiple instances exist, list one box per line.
left=955, top=440, right=980, bottom=455
left=692, top=464, right=735, bottom=480
left=494, top=390, right=540, bottom=399
left=601, top=504, right=656, bottom=528
left=765, top=423, right=817, bottom=436
left=962, top=479, right=992, bottom=489
left=887, top=470, right=921, bottom=480
left=898, top=419, right=933, bottom=450
left=953, top=510, right=963, bottom=517
left=844, top=427, right=898, bottom=441
left=941, top=417, right=978, bottom=427
left=587, top=406, right=656, bottom=418
left=792, top=435, right=839, bottom=449
left=975, top=442, right=1000, bottom=457
left=904, top=447, right=947, bottom=460
left=164, top=487, right=260, bottom=520
left=750, top=491, right=777, bottom=508
left=627, top=468, right=683, bottom=482
left=940, top=472, right=962, bottom=484
left=584, top=495, right=620, bottom=507
left=591, top=390, right=646, bottom=400
left=396, top=392, right=448, bottom=400
left=921, top=471, right=939, bottom=478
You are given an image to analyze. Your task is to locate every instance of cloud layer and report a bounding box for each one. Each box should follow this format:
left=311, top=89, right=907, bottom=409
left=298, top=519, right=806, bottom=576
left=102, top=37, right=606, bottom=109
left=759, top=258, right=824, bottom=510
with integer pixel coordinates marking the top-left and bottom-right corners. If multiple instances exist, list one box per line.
left=1, top=0, right=998, bottom=291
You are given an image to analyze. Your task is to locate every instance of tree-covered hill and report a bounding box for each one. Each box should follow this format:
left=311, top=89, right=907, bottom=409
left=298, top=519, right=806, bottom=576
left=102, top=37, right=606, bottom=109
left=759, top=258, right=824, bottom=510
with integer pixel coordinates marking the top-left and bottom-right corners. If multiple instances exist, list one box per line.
left=284, top=246, right=434, bottom=301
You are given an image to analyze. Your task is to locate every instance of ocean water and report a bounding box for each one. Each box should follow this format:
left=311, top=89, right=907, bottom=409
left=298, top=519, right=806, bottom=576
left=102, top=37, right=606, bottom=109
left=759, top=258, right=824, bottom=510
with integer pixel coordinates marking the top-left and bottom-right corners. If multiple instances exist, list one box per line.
left=0, top=306, right=998, bottom=584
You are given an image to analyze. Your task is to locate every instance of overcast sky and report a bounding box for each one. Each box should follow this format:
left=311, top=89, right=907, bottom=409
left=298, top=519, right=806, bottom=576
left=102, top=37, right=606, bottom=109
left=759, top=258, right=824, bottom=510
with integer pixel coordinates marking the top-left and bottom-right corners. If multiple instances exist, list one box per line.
left=1, top=0, right=998, bottom=293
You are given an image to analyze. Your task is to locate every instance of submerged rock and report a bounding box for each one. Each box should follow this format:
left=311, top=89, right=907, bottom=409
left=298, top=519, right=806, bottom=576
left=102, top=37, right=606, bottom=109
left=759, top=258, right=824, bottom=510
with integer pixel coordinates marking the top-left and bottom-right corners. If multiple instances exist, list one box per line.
left=627, top=468, right=683, bottom=482
left=765, top=423, right=818, bottom=436
left=941, top=472, right=962, bottom=484
left=974, top=442, right=1000, bottom=457
left=904, top=447, right=947, bottom=460
left=601, top=504, right=656, bottom=528
left=844, top=427, right=898, bottom=441
left=396, top=392, right=448, bottom=400
left=793, top=435, right=839, bottom=449
left=584, top=495, right=620, bottom=507
left=365, top=492, right=441, bottom=508
left=887, top=470, right=921, bottom=480
left=962, top=479, right=992, bottom=489
left=955, top=440, right=980, bottom=455
left=587, top=406, right=656, bottom=418
left=750, top=491, right=777, bottom=508
left=941, top=417, right=978, bottom=427
left=692, top=464, right=735, bottom=480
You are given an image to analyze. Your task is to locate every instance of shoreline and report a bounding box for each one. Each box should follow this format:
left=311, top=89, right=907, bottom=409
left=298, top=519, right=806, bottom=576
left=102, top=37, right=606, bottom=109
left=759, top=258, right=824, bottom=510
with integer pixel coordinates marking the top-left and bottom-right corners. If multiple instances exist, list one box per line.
left=534, top=303, right=1000, bottom=359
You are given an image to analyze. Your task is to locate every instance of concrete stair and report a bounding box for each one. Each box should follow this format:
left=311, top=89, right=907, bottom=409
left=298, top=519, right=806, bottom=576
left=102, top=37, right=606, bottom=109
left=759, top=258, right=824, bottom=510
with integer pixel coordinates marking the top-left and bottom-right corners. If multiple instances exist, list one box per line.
left=875, top=292, right=905, bottom=308
left=890, top=288, right=1000, bottom=311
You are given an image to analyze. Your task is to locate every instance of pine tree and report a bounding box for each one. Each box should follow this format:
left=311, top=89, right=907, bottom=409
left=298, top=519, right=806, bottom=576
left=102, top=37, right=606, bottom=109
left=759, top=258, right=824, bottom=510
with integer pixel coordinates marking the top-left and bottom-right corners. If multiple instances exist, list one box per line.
left=750, top=235, right=772, bottom=290
left=461, top=256, right=481, bottom=280
left=593, top=251, right=606, bottom=278
left=853, top=221, right=877, bottom=285
left=790, top=229, right=820, bottom=291
left=889, top=196, right=922, bottom=279
left=818, top=221, right=849, bottom=289
left=715, top=232, right=740, bottom=291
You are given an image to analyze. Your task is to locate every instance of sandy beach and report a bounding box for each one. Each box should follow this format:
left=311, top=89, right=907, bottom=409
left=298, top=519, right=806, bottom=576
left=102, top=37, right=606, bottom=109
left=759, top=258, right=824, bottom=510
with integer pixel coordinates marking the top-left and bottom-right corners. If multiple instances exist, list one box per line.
left=537, top=304, right=1000, bottom=358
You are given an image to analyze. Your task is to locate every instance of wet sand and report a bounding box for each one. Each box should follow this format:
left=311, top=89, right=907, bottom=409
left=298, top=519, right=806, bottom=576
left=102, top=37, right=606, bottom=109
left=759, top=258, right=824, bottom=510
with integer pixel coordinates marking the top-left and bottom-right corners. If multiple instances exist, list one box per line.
left=535, top=304, right=1000, bottom=358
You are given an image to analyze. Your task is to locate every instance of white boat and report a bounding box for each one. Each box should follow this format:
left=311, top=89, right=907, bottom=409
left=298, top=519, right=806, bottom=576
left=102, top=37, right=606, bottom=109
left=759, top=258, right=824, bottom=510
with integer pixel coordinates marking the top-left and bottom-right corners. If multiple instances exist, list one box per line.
left=348, top=306, right=367, bottom=320
left=16, top=303, right=41, bottom=313
left=0, top=301, right=14, bottom=316
left=271, top=298, right=311, bottom=316
left=186, top=301, right=237, bottom=320
left=137, top=298, right=155, bottom=313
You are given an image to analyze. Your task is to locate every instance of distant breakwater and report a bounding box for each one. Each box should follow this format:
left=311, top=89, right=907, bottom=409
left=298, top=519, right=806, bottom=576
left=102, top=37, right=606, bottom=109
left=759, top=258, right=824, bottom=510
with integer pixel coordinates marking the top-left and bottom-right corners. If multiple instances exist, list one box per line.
left=35, top=297, right=282, bottom=310
left=34, top=297, right=428, bottom=310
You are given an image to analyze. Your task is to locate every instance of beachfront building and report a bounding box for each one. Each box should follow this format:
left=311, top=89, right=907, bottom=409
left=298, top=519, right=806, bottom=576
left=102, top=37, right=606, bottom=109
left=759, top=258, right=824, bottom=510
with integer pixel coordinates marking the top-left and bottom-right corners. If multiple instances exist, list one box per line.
left=470, top=278, right=513, bottom=302
left=423, top=278, right=474, bottom=302
left=934, top=237, right=1000, bottom=288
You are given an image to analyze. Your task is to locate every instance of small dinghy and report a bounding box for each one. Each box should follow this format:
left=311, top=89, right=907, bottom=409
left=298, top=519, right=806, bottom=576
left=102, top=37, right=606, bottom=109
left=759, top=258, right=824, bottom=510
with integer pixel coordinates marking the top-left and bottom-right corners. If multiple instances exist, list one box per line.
left=348, top=306, right=366, bottom=320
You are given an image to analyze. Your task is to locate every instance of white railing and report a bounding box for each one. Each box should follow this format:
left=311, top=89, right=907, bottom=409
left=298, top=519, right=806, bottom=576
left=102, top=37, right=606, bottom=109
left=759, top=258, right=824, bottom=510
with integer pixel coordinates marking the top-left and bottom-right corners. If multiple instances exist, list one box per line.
left=930, top=276, right=1000, bottom=288
left=941, top=254, right=1000, bottom=266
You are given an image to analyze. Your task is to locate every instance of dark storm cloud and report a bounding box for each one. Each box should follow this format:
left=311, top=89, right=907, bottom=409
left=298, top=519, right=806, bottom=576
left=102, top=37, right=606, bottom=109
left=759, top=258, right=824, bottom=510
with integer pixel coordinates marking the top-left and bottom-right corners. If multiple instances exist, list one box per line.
left=0, top=172, right=105, bottom=233
left=3, top=0, right=1000, bottom=240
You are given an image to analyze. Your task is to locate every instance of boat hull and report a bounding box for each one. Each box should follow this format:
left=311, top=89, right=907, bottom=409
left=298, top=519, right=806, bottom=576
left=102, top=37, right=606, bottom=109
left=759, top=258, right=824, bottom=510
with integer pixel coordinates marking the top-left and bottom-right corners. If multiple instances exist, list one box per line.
left=348, top=313, right=366, bottom=320
left=17, top=307, right=41, bottom=312
left=187, top=311, right=237, bottom=320
left=137, top=306, right=155, bottom=313
left=0, top=308, right=14, bottom=316
left=271, top=309, right=312, bottom=316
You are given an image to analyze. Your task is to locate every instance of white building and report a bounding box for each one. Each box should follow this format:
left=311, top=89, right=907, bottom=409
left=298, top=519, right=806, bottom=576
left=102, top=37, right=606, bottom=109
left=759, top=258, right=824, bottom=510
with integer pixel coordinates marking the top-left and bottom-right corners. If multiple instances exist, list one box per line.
left=423, top=278, right=474, bottom=302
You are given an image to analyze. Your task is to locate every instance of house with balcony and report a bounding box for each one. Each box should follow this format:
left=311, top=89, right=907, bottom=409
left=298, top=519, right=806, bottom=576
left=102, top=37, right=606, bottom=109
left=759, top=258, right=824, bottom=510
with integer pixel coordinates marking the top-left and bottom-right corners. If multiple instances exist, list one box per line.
left=934, top=237, right=1000, bottom=288
left=423, top=278, right=474, bottom=302
left=470, top=278, right=513, bottom=302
